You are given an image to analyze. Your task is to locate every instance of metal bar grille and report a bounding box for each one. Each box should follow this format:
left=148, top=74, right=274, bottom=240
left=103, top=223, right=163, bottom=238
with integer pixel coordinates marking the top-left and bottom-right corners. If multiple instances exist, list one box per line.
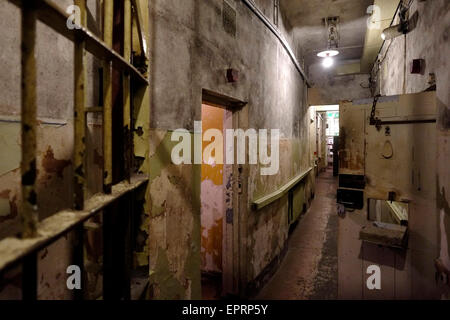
left=21, top=2, right=38, bottom=238
left=123, top=0, right=132, bottom=182
left=0, top=177, right=148, bottom=273
left=74, top=0, right=87, bottom=210
left=1, top=0, right=150, bottom=300
left=103, top=0, right=114, bottom=193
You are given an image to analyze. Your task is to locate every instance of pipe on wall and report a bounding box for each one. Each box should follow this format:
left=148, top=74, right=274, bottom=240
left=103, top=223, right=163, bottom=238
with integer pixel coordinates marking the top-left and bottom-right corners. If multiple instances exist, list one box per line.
left=241, top=0, right=311, bottom=87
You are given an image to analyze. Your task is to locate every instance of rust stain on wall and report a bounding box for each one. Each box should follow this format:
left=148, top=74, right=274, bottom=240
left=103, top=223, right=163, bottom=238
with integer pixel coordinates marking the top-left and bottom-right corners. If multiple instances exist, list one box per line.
left=0, top=190, right=10, bottom=199
left=0, top=190, right=17, bottom=223
left=200, top=218, right=223, bottom=271
left=42, top=146, right=71, bottom=178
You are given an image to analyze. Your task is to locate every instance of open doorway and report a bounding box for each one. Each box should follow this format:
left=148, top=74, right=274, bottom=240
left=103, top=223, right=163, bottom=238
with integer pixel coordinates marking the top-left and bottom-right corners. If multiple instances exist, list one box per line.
left=199, top=90, right=247, bottom=299
left=313, top=105, right=340, bottom=176
left=200, top=102, right=232, bottom=300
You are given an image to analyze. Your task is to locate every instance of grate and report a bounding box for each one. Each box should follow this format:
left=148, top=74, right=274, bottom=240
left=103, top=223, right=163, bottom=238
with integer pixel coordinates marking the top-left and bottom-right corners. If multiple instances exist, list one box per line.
left=223, top=0, right=236, bottom=37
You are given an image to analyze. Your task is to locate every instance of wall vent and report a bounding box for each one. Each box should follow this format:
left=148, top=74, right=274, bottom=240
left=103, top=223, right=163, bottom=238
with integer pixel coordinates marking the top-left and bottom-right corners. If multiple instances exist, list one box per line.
left=223, top=1, right=236, bottom=37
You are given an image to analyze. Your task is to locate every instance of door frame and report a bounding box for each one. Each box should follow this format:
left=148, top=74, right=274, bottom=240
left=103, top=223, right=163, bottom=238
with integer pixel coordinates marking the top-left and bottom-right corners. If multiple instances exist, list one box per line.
left=201, top=89, right=248, bottom=297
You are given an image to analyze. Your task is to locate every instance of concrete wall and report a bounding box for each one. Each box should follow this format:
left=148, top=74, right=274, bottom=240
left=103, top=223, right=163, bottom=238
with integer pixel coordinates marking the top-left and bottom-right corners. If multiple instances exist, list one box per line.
left=307, top=63, right=372, bottom=106
left=148, top=0, right=313, bottom=299
left=372, top=0, right=450, bottom=298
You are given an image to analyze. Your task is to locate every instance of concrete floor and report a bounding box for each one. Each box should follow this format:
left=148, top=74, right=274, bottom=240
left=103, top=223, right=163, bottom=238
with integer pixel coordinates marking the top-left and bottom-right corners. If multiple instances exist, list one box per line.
left=256, top=168, right=338, bottom=300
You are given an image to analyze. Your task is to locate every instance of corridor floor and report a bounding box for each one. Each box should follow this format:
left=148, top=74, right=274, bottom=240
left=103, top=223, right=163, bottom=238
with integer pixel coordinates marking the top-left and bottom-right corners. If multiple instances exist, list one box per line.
left=256, top=168, right=339, bottom=299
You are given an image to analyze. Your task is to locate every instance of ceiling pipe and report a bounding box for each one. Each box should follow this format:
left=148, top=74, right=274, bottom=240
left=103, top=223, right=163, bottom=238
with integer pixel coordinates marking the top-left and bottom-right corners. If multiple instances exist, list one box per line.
left=241, top=0, right=311, bottom=87
left=360, top=0, right=401, bottom=73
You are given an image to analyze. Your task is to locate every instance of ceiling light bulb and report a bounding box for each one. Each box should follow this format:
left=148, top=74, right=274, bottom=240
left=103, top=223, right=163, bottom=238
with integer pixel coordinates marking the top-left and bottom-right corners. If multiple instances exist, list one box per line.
left=381, top=32, right=386, bottom=40
left=317, top=50, right=339, bottom=58
left=323, top=57, right=334, bottom=68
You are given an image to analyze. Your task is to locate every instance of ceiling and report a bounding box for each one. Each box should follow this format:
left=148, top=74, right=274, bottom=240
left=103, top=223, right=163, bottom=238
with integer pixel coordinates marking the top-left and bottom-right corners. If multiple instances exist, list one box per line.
left=280, top=0, right=374, bottom=68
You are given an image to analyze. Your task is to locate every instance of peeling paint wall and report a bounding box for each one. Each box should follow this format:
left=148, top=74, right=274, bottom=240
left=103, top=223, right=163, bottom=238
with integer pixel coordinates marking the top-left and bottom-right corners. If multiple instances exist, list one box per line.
left=372, top=0, right=450, bottom=298
left=148, top=129, right=201, bottom=299
left=148, top=0, right=313, bottom=299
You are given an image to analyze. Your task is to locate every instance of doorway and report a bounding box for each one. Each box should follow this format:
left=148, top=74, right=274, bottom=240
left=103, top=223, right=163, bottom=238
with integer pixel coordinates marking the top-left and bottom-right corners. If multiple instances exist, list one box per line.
left=200, top=102, right=233, bottom=300
left=313, top=105, right=340, bottom=175
left=199, top=90, right=248, bottom=299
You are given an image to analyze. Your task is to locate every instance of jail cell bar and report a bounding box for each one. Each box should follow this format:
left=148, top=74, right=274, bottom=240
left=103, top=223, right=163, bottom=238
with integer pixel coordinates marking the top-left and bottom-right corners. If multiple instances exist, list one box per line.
left=0, top=0, right=150, bottom=300
left=103, top=0, right=114, bottom=194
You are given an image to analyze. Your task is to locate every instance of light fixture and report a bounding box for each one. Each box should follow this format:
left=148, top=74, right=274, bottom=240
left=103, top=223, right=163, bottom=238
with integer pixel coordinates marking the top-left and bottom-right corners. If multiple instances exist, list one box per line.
left=380, top=3, right=411, bottom=41
left=322, top=57, right=334, bottom=68
left=317, top=50, right=338, bottom=68
left=318, top=17, right=340, bottom=68
left=380, top=25, right=403, bottom=41
left=317, top=50, right=339, bottom=58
